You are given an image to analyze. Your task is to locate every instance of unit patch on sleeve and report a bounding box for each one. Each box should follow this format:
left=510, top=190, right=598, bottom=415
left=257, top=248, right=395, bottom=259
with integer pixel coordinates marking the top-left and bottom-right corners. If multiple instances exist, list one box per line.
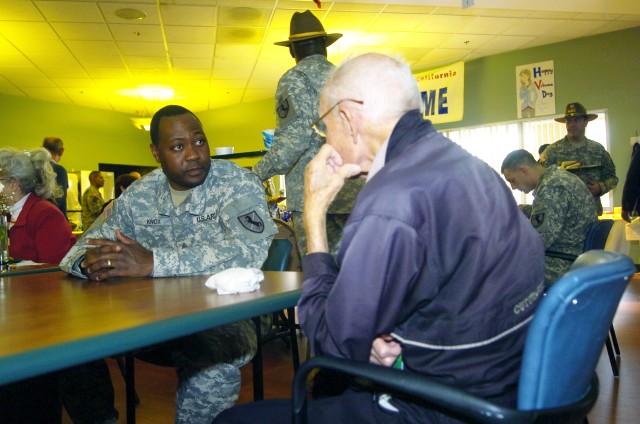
left=531, top=213, right=545, bottom=228
left=102, top=201, right=114, bottom=220
left=238, top=211, right=265, bottom=233
left=277, top=98, right=290, bottom=119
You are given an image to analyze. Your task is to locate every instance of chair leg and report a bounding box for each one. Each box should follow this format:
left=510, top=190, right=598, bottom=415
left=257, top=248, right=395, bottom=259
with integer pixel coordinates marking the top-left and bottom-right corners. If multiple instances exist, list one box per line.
left=610, top=325, right=621, bottom=356
left=252, top=316, right=264, bottom=401
left=604, top=338, right=619, bottom=377
left=125, top=353, right=137, bottom=424
left=287, top=307, right=300, bottom=370
left=115, top=356, right=140, bottom=406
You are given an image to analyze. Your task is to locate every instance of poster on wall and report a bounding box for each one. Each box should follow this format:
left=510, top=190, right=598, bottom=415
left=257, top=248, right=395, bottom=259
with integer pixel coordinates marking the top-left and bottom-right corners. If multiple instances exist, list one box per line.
left=415, top=61, right=464, bottom=124
left=515, top=60, right=555, bottom=118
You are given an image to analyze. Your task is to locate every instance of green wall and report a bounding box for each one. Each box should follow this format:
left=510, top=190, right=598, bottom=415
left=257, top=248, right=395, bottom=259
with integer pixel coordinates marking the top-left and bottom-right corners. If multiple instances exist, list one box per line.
left=0, top=94, right=155, bottom=172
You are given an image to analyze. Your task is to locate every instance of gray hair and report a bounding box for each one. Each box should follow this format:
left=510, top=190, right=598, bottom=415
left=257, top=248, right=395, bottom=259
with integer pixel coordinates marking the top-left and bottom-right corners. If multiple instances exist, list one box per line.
left=0, top=147, right=62, bottom=200
left=322, top=53, right=422, bottom=125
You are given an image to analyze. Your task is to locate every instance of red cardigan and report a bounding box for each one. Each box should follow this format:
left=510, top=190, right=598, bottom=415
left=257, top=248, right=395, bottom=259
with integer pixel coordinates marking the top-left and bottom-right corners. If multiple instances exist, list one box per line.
left=9, top=194, right=76, bottom=264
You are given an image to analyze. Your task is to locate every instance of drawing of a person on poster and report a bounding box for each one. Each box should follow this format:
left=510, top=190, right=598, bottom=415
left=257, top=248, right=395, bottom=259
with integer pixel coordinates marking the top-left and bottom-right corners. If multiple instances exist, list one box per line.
left=518, top=68, right=538, bottom=118
left=515, top=61, right=555, bottom=119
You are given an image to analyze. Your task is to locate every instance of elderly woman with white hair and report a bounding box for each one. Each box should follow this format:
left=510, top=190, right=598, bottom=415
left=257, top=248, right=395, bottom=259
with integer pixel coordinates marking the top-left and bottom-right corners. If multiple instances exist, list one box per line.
left=0, top=147, right=75, bottom=264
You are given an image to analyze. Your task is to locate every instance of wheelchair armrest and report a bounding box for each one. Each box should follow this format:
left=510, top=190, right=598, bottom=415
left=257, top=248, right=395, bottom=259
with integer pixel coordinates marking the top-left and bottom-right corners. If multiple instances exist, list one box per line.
left=292, top=356, right=598, bottom=424
left=292, top=356, right=522, bottom=424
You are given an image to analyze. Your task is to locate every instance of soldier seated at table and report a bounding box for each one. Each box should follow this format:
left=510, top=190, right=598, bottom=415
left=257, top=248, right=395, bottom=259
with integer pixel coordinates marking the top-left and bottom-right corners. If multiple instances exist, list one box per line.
left=60, top=105, right=276, bottom=423
left=502, top=149, right=598, bottom=287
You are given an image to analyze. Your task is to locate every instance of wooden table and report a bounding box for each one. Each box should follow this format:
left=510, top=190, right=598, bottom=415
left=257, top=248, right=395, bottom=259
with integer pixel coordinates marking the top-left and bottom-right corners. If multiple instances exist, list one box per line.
left=0, top=262, right=60, bottom=277
left=0, top=270, right=303, bottom=386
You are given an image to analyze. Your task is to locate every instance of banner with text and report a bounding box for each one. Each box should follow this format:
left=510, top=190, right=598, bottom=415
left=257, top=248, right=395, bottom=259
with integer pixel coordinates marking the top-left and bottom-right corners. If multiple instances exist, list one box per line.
left=515, top=60, right=555, bottom=119
left=415, top=61, right=464, bottom=124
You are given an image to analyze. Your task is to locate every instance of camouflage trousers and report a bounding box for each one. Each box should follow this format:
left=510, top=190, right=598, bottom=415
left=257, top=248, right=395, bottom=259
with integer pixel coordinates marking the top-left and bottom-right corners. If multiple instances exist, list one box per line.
left=291, top=211, right=350, bottom=260
left=135, top=319, right=257, bottom=424
left=544, top=256, right=573, bottom=288
left=59, top=320, right=256, bottom=424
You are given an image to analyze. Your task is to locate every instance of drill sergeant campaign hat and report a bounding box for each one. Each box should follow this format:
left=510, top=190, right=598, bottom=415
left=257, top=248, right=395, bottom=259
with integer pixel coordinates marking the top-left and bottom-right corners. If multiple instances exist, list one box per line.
left=274, top=10, right=342, bottom=47
left=554, top=102, right=598, bottom=123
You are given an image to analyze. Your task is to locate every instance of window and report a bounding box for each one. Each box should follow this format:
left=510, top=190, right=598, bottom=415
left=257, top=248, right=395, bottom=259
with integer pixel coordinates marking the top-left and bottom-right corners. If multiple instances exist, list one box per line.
left=441, top=111, right=610, bottom=210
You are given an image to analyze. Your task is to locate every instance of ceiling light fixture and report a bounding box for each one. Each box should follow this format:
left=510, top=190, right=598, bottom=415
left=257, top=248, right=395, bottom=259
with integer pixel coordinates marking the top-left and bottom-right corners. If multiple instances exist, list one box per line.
left=137, top=85, right=174, bottom=101
left=115, top=8, right=147, bottom=21
left=126, top=86, right=174, bottom=131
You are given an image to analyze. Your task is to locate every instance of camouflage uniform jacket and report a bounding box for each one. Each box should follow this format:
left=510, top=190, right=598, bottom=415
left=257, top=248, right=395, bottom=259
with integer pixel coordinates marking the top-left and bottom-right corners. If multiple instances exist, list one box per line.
left=540, top=136, right=618, bottom=215
left=81, top=185, right=103, bottom=230
left=253, top=54, right=364, bottom=214
left=528, top=165, right=598, bottom=286
left=61, top=160, right=276, bottom=423
left=61, top=159, right=277, bottom=278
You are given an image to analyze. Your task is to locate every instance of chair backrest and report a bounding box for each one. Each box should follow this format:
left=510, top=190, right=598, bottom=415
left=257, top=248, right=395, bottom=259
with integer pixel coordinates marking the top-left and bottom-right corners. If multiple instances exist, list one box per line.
left=262, top=238, right=293, bottom=272
left=273, top=218, right=302, bottom=271
left=518, top=250, right=634, bottom=410
left=583, top=219, right=615, bottom=251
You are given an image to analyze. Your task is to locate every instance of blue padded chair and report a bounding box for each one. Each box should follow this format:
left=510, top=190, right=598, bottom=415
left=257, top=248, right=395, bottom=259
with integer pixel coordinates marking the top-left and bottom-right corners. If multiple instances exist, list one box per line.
left=581, top=219, right=621, bottom=377
left=292, top=250, right=634, bottom=424
left=262, top=238, right=293, bottom=272
left=546, top=219, right=622, bottom=376
left=583, top=219, right=615, bottom=251
left=252, top=233, right=300, bottom=401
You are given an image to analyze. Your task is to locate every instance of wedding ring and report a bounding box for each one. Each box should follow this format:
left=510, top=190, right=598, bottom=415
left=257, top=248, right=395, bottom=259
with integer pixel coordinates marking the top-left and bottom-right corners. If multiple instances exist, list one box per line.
left=107, top=259, right=112, bottom=267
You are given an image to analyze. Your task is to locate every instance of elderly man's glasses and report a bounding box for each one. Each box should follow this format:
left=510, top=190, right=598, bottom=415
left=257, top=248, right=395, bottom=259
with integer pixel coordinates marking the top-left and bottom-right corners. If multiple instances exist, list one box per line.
left=311, top=99, right=364, bottom=138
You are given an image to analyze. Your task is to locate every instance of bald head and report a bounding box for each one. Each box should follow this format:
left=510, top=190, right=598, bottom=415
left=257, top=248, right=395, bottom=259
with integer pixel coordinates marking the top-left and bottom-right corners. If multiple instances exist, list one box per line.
left=316, top=53, right=422, bottom=172
left=322, top=53, right=421, bottom=125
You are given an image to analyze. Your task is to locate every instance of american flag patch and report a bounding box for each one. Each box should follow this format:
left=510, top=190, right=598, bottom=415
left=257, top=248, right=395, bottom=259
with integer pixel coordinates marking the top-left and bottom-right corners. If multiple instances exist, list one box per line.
left=102, top=201, right=114, bottom=220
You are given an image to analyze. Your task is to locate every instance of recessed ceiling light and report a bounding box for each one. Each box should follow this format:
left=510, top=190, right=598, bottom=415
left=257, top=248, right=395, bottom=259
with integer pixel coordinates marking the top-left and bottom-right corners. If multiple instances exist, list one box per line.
left=228, top=28, right=256, bottom=39
left=229, top=7, right=261, bottom=21
left=115, top=8, right=147, bottom=21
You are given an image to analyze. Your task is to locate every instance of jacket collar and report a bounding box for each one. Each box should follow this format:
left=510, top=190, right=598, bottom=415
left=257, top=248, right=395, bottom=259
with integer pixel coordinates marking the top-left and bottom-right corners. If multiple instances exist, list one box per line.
left=156, top=162, right=215, bottom=217
left=11, top=193, right=40, bottom=227
left=385, top=109, right=435, bottom=164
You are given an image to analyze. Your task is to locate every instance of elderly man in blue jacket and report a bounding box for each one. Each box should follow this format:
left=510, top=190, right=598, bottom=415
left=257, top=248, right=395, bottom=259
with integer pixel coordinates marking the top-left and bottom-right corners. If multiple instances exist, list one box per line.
left=215, top=53, right=544, bottom=424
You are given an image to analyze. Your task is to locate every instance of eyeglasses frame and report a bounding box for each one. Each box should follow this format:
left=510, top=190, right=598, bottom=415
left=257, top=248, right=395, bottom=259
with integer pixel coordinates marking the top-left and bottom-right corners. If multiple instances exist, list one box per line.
left=310, top=99, right=364, bottom=138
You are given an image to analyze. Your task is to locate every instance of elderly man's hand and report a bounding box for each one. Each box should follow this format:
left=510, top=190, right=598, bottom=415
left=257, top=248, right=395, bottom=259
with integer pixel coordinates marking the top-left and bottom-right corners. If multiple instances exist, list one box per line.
left=369, top=334, right=402, bottom=367
left=304, top=144, right=361, bottom=215
left=303, top=144, right=361, bottom=253
left=81, top=229, right=154, bottom=281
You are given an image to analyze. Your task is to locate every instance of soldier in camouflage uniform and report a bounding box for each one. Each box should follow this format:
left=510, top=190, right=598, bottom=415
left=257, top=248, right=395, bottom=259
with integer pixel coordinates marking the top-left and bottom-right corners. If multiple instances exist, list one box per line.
left=539, top=102, right=618, bottom=215
left=502, top=149, right=598, bottom=287
left=81, top=170, right=105, bottom=230
left=252, top=10, right=364, bottom=258
left=60, top=105, right=277, bottom=423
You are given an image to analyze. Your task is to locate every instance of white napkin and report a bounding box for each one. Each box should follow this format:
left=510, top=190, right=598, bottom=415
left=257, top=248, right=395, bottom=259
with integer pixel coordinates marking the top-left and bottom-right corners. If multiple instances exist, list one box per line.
left=205, top=268, right=264, bottom=295
left=14, top=260, right=43, bottom=267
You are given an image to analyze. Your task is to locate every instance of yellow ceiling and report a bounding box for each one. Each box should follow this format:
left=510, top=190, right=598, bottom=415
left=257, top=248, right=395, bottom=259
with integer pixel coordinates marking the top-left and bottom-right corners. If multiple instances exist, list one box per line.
left=0, top=0, right=638, bottom=118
